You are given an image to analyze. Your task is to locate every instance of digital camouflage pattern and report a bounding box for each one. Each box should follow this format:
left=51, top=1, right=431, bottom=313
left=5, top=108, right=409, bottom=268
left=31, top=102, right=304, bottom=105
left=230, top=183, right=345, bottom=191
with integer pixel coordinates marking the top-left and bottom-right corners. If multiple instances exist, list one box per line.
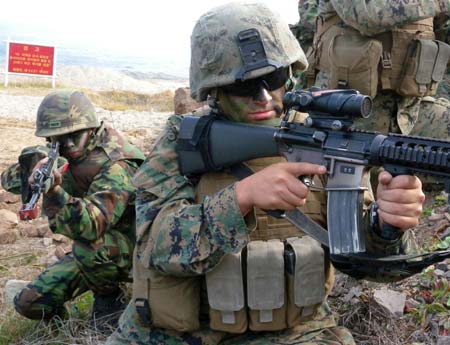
left=107, top=111, right=414, bottom=344
left=435, top=14, right=450, bottom=100
left=7, top=96, right=145, bottom=319
left=35, top=90, right=99, bottom=137
left=189, top=1, right=307, bottom=101
left=310, top=0, right=449, bottom=36
left=296, top=0, right=450, bottom=137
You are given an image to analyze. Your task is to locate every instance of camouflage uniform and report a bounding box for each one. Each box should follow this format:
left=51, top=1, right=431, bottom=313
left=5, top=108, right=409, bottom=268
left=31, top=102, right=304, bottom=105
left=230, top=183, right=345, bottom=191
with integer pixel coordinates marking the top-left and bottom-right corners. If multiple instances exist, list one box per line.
left=1, top=90, right=145, bottom=320
left=295, top=0, right=450, bottom=138
left=107, top=3, right=415, bottom=344
left=435, top=13, right=450, bottom=100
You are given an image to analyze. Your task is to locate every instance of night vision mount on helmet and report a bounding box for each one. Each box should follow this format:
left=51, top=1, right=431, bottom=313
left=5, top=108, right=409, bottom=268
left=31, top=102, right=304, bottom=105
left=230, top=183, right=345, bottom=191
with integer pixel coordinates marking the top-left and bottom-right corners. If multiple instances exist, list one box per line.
left=189, top=1, right=308, bottom=102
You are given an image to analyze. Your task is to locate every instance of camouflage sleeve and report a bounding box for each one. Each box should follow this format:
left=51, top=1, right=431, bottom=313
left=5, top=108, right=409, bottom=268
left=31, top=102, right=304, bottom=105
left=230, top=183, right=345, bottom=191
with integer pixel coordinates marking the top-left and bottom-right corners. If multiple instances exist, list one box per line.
left=42, top=160, right=136, bottom=241
left=329, top=0, right=449, bottom=35
left=1, top=163, right=21, bottom=194
left=133, top=115, right=250, bottom=277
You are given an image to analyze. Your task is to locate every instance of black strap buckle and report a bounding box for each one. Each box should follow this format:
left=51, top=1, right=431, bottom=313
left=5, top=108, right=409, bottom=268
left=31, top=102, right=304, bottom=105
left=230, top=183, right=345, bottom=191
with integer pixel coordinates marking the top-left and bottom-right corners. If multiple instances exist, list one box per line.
left=135, top=298, right=152, bottom=326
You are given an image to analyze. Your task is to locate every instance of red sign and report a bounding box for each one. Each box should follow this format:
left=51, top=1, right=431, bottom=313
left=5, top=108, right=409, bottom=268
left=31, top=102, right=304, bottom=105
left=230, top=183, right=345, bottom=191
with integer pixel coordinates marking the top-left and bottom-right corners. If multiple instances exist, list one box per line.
left=8, top=42, right=55, bottom=76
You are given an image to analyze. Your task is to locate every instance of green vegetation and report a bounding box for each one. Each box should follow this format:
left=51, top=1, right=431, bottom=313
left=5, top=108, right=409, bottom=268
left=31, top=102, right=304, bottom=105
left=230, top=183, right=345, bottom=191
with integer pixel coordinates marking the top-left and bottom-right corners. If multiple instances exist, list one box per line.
left=408, top=269, right=450, bottom=333
left=0, top=292, right=107, bottom=345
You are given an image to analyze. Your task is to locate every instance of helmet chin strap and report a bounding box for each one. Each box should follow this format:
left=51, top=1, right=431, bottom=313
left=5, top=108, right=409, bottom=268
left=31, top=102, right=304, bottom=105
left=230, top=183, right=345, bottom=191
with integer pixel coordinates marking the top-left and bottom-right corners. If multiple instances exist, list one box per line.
left=285, top=65, right=296, bottom=92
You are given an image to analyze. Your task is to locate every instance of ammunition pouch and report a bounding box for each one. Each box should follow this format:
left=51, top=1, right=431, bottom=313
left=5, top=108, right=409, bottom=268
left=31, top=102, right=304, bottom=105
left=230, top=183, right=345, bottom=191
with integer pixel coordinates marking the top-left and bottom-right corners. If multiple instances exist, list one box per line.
left=313, top=16, right=450, bottom=98
left=206, top=237, right=326, bottom=334
left=328, top=28, right=382, bottom=98
left=397, top=39, right=450, bottom=96
left=133, top=251, right=201, bottom=332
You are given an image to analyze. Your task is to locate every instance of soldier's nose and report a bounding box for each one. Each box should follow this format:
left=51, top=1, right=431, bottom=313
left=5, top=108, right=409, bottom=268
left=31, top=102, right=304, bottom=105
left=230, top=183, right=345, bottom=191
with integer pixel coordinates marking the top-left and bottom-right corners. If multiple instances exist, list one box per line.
left=253, top=86, right=272, bottom=103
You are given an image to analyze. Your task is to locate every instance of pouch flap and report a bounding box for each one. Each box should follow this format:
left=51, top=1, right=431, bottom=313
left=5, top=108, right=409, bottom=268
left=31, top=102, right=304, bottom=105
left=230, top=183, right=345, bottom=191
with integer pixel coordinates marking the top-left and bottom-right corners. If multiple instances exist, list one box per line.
left=247, top=240, right=284, bottom=311
left=206, top=252, right=244, bottom=311
left=286, top=236, right=325, bottom=306
left=432, top=40, right=450, bottom=81
left=416, top=39, right=438, bottom=84
left=329, top=34, right=382, bottom=72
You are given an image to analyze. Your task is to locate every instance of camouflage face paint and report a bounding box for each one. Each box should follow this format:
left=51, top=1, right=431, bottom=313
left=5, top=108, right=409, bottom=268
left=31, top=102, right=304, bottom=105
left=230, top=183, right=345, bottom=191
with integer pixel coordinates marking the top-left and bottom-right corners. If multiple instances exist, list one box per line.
left=217, top=86, right=284, bottom=126
left=53, top=129, right=92, bottom=161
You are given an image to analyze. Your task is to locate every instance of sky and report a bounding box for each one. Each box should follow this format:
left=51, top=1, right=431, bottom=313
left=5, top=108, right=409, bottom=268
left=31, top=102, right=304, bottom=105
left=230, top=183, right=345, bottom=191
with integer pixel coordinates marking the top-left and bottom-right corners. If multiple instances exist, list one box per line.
left=0, top=0, right=300, bottom=77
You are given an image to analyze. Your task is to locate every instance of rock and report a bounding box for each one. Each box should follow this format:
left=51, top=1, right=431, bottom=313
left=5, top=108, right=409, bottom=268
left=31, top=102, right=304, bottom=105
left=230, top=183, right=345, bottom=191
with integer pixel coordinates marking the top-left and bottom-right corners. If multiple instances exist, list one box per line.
left=405, top=298, right=420, bottom=311
left=21, top=224, right=39, bottom=237
left=4, top=280, right=30, bottom=306
left=0, top=209, right=18, bottom=227
left=434, top=219, right=450, bottom=233
left=36, top=224, right=52, bottom=237
left=42, top=238, right=53, bottom=247
left=429, top=213, right=445, bottom=221
left=52, top=233, right=71, bottom=244
left=434, top=269, right=446, bottom=278
left=0, top=191, right=20, bottom=203
left=54, top=244, right=72, bottom=259
left=441, top=227, right=450, bottom=239
left=445, top=212, right=450, bottom=222
left=437, top=336, right=450, bottom=345
left=436, top=262, right=449, bottom=272
left=0, top=229, right=17, bottom=244
left=373, top=289, right=406, bottom=317
left=46, top=255, right=59, bottom=266
left=173, top=87, right=205, bottom=114
left=343, top=286, right=362, bottom=303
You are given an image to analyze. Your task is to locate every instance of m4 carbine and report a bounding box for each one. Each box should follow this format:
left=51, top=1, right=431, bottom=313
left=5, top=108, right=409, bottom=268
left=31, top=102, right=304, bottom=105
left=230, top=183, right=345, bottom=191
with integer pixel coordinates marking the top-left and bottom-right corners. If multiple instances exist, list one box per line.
left=19, top=141, right=60, bottom=221
left=176, top=89, right=450, bottom=280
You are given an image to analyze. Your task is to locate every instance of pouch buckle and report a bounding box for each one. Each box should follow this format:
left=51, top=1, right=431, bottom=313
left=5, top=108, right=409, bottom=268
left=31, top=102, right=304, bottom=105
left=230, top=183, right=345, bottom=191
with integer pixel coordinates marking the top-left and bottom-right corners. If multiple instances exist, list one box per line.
left=382, top=52, right=392, bottom=69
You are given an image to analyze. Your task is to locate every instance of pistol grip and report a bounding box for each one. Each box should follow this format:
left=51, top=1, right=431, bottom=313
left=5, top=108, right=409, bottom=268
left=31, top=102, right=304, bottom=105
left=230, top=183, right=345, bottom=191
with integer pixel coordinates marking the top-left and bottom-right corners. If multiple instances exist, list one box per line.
left=378, top=224, right=402, bottom=241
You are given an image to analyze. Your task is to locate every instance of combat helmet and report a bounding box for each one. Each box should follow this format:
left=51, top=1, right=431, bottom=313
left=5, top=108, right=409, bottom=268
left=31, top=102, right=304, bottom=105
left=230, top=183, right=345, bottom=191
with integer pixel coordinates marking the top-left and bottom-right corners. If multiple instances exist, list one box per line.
left=190, top=1, right=308, bottom=102
left=35, top=90, right=99, bottom=137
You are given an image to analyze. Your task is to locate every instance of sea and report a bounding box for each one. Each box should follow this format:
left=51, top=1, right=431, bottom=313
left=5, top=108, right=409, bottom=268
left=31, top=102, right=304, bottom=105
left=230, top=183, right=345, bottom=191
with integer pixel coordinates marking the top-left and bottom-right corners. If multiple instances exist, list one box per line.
left=0, top=39, right=190, bottom=81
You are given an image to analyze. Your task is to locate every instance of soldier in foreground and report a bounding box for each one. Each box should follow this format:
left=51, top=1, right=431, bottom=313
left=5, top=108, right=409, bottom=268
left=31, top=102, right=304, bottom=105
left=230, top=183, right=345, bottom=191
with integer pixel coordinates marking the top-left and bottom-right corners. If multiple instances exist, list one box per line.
left=107, top=2, right=425, bottom=344
left=1, top=90, right=144, bottom=330
left=294, top=0, right=450, bottom=138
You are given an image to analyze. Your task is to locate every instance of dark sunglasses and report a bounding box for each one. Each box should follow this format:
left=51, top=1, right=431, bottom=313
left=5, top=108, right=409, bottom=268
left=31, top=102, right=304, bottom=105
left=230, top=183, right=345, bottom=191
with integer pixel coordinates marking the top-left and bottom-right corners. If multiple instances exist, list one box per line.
left=222, top=67, right=289, bottom=97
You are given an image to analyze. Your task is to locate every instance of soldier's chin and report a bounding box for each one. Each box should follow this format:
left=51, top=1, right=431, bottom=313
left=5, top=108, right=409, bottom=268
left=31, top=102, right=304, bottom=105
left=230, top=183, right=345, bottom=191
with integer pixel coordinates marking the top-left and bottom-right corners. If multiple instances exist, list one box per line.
left=66, top=151, right=81, bottom=159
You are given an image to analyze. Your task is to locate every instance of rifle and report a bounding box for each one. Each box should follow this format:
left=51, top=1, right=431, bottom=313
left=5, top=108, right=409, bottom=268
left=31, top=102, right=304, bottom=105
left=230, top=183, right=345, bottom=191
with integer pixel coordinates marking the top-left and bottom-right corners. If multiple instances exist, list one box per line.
left=19, top=141, right=60, bottom=221
left=176, top=89, right=450, bottom=280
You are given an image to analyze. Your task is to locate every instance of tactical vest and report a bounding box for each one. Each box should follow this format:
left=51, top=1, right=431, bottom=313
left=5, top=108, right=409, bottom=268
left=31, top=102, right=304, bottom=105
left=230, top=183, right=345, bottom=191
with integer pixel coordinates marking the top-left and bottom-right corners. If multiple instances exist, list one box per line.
left=306, top=15, right=450, bottom=98
left=132, top=157, right=336, bottom=334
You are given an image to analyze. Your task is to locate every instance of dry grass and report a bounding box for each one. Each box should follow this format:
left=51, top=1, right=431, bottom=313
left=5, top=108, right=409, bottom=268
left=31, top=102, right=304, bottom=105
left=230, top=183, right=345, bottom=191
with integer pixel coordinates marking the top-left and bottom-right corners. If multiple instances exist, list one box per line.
left=85, top=89, right=174, bottom=112
left=0, top=80, right=73, bottom=97
left=0, top=80, right=175, bottom=112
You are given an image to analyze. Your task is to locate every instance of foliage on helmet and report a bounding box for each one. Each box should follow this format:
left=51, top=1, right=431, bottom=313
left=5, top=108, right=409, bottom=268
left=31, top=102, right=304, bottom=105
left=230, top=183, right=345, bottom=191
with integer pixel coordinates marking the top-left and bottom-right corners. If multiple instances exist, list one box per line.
left=35, top=90, right=99, bottom=137
left=189, top=1, right=308, bottom=101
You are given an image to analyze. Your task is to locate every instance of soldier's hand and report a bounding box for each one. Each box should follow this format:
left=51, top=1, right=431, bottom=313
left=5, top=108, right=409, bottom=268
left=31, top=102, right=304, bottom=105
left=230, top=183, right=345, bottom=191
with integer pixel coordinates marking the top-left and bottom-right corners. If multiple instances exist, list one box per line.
left=235, top=162, right=327, bottom=215
left=28, top=157, right=62, bottom=191
left=376, top=171, right=425, bottom=230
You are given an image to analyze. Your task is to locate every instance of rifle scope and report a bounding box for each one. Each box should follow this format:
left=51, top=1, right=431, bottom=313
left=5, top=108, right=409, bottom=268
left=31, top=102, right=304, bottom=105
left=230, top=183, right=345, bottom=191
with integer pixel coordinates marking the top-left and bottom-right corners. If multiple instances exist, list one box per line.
left=283, top=89, right=372, bottom=118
